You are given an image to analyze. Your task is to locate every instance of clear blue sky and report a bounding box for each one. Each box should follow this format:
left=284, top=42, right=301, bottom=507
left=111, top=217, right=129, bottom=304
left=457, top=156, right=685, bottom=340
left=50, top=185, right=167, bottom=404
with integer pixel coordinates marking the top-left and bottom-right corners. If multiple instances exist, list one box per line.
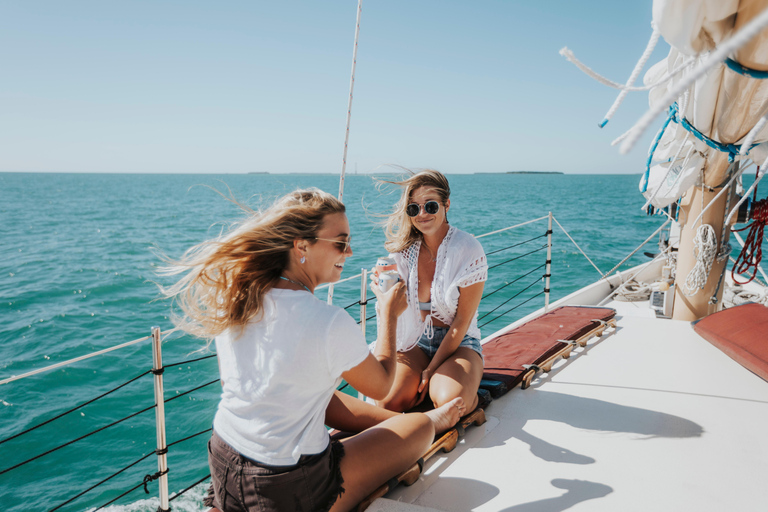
left=0, top=1, right=669, bottom=174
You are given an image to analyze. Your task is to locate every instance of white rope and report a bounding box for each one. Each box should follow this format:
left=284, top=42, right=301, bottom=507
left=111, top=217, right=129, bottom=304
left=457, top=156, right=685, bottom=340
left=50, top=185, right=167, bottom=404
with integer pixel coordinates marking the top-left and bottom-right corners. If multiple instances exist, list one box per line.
left=739, top=113, right=768, bottom=156
left=725, top=163, right=768, bottom=224
left=613, top=279, right=652, bottom=302
left=619, top=5, right=768, bottom=155
left=600, top=24, right=661, bottom=127
left=559, top=47, right=689, bottom=93
left=682, top=224, right=718, bottom=296
left=551, top=216, right=604, bottom=276
left=0, top=334, right=155, bottom=386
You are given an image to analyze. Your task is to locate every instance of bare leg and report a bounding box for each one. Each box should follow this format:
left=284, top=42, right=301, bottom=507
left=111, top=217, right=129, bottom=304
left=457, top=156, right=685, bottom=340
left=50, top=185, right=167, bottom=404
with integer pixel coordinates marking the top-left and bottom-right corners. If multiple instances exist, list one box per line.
left=429, top=347, right=484, bottom=411
left=326, top=390, right=399, bottom=432
left=330, top=398, right=465, bottom=512
left=376, top=347, right=429, bottom=412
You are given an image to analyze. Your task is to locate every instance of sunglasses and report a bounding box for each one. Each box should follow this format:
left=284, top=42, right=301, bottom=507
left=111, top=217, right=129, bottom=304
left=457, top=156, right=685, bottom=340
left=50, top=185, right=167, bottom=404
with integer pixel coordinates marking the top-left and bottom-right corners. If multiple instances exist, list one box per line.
left=314, top=237, right=352, bottom=253
left=406, top=200, right=440, bottom=217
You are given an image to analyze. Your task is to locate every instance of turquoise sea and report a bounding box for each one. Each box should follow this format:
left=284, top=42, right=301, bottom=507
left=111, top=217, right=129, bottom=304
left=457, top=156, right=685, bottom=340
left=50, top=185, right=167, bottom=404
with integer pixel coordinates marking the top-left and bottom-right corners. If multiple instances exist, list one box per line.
left=1, top=172, right=760, bottom=511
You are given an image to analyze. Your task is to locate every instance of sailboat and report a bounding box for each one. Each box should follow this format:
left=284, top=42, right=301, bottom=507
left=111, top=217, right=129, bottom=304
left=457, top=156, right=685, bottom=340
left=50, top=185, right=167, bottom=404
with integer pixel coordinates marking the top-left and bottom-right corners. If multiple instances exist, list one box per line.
left=2, top=1, right=768, bottom=511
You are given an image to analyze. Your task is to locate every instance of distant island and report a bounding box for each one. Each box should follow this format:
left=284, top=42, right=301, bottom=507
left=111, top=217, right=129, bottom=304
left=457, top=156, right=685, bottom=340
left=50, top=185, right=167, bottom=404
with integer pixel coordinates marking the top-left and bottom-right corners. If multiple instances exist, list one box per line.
left=247, top=171, right=270, bottom=174
left=506, top=171, right=564, bottom=175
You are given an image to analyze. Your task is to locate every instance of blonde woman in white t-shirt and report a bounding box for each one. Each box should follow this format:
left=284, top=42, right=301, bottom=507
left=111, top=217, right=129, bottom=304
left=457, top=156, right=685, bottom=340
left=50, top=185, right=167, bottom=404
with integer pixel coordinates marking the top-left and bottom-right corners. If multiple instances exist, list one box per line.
left=161, top=188, right=464, bottom=512
left=376, top=170, right=488, bottom=414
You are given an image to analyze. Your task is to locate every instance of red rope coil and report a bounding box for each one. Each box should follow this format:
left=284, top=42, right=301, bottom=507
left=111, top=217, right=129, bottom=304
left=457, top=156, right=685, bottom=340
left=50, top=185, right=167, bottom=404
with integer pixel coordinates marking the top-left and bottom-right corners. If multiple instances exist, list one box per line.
left=732, top=198, right=768, bottom=285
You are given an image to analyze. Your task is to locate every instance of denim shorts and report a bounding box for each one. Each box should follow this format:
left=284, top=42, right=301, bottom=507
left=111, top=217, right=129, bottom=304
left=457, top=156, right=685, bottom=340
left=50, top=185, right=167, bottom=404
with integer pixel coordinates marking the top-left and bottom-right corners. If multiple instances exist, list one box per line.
left=207, top=430, right=345, bottom=512
left=416, top=326, right=483, bottom=360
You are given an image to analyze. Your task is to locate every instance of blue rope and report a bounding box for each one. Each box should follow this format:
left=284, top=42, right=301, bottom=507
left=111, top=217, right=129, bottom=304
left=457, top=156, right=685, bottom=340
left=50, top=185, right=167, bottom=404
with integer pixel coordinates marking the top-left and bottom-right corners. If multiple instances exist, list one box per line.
left=641, top=109, right=674, bottom=193
left=643, top=102, right=759, bottom=194
left=725, top=57, right=768, bottom=80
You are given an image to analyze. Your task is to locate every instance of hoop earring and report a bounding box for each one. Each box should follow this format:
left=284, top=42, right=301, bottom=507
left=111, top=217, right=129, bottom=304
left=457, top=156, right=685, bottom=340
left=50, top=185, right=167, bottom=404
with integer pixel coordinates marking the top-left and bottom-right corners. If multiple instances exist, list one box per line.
left=300, top=256, right=306, bottom=264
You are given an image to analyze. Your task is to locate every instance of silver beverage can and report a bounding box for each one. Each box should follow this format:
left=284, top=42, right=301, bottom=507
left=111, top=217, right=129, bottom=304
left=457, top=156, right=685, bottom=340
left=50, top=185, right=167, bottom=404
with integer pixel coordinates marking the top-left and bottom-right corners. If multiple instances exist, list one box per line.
left=379, top=270, right=400, bottom=292
left=375, top=257, right=397, bottom=276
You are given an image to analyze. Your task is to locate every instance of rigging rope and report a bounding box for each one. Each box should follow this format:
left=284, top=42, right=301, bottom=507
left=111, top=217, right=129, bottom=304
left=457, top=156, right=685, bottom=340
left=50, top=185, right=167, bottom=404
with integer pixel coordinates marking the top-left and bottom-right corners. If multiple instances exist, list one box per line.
left=479, top=292, right=546, bottom=330
left=682, top=224, right=718, bottom=296
left=619, top=6, right=768, bottom=155
left=599, top=24, right=661, bottom=128
left=487, top=245, right=548, bottom=270
left=731, top=198, right=768, bottom=284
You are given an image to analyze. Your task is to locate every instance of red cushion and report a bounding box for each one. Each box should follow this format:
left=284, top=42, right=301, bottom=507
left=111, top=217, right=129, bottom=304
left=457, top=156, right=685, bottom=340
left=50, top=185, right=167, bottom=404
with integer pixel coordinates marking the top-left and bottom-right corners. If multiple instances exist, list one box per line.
left=693, top=303, right=768, bottom=382
left=482, top=306, right=616, bottom=391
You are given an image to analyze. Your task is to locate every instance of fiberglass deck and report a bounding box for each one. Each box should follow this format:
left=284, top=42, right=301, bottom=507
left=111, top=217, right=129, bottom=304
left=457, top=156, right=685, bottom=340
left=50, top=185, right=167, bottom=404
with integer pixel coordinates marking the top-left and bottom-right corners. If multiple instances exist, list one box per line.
left=370, top=306, right=768, bottom=512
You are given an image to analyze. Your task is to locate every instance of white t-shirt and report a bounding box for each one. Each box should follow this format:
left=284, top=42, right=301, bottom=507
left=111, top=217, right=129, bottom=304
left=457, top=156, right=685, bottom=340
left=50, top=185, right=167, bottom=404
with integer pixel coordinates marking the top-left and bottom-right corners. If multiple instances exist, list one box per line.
left=212, top=288, right=370, bottom=465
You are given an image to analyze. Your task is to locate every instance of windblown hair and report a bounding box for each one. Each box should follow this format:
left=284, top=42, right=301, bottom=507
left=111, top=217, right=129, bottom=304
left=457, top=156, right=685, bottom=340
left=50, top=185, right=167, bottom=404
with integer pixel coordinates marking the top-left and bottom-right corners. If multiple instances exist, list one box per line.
left=159, top=188, right=345, bottom=340
left=380, top=169, right=451, bottom=253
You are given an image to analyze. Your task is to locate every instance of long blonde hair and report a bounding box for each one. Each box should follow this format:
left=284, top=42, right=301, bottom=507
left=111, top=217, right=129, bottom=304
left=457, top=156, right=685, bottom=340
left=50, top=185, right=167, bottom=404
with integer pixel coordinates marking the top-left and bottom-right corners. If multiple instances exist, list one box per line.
left=159, top=188, right=345, bottom=340
left=380, top=169, right=451, bottom=253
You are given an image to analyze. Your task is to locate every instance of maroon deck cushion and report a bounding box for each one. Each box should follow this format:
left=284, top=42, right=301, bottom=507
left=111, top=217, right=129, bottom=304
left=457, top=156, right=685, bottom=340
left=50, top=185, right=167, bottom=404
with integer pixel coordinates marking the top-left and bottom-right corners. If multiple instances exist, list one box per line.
left=693, top=302, right=768, bottom=382
left=482, top=306, right=616, bottom=390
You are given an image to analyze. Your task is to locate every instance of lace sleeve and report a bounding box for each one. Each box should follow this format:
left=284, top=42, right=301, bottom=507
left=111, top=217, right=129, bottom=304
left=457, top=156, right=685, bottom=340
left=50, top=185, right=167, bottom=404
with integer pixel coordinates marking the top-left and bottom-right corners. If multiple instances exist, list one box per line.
left=455, top=240, right=488, bottom=288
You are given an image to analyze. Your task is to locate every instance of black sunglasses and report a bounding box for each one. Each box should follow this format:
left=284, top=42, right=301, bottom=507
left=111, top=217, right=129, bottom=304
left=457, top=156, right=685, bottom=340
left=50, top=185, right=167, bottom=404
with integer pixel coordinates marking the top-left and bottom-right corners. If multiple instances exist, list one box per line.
left=406, top=200, right=440, bottom=217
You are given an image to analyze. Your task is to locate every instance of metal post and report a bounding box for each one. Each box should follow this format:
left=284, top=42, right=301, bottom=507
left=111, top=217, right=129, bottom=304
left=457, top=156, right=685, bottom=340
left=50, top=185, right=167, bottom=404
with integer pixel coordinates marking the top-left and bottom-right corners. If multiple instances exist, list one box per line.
left=360, top=268, right=368, bottom=336
left=151, top=327, right=170, bottom=511
left=545, top=212, right=553, bottom=312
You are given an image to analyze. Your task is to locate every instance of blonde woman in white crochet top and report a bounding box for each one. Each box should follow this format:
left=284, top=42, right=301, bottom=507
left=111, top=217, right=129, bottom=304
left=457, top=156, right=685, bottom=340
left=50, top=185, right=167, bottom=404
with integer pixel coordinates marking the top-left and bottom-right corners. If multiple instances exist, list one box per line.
left=376, top=170, right=488, bottom=413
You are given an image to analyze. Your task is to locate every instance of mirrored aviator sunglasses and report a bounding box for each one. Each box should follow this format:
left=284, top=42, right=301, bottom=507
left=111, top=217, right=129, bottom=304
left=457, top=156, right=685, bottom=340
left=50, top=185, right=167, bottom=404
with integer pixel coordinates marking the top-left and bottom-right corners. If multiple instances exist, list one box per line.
left=406, top=200, right=440, bottom=217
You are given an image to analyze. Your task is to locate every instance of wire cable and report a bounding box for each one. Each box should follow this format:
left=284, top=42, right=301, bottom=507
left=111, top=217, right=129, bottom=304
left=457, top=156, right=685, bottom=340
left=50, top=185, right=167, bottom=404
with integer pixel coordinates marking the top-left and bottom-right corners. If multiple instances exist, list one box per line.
left=0, top=369, right=151, bottom=446
left=0, top=403, right=156, bottom=476
left=485, top=234, right=548, bottom=256
left=482, top=264, right=546, bottom=300
left=479, top=291, right=546, bottom=329
left=477, top=276, right=543, bottom=322
left=488, top=245, right=547, bottom=270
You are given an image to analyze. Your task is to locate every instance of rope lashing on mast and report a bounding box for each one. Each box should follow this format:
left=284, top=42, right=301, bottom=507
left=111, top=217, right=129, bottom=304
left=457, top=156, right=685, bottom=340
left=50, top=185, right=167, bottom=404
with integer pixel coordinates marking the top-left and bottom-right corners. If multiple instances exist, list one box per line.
left=725, top=57, right=768, bottom=79
left=640, top=103, right=760, bottom=196
left=682, top=224, right=719, bottom=296
left=731, top=198, right=768, bottom=285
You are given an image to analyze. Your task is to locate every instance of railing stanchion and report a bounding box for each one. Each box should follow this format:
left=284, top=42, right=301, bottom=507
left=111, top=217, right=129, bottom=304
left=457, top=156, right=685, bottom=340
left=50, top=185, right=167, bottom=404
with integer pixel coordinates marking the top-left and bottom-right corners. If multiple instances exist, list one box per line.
left=360, top=268, right=368, bottom=336
left=151, top=327, right=170, bottom=511
left=545, top=212, right=553, bottom=312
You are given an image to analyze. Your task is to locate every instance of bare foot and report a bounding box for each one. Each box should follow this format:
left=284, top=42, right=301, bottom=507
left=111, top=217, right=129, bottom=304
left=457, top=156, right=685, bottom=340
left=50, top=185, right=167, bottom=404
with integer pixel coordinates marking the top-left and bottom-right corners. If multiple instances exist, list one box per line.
left=425, top=397, right=466, bottom=434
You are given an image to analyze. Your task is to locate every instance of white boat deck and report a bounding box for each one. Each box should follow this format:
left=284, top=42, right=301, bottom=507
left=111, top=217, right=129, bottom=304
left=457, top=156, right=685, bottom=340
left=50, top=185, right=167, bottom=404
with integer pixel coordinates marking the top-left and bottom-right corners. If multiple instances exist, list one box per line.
left=370, top=299, right=768, bottom=511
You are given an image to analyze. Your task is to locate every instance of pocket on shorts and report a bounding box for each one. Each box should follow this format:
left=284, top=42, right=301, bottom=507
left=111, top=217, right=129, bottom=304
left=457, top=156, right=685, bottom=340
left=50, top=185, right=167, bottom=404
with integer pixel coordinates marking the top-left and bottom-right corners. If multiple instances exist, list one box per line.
left=243, top=467, right=312, bottom=512
left=208, top=440, right=234, bottom=510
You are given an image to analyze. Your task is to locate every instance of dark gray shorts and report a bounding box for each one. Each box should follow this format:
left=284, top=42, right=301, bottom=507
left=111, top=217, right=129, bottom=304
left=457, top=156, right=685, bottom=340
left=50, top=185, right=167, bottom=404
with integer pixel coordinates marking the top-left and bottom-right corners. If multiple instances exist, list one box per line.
left=207, top=431, right=345, bottom=512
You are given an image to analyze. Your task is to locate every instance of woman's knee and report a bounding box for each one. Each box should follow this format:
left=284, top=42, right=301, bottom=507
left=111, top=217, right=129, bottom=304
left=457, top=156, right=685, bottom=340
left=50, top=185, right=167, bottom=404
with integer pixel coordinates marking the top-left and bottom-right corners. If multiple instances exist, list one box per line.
left=378, top=393, right=415, bottom=413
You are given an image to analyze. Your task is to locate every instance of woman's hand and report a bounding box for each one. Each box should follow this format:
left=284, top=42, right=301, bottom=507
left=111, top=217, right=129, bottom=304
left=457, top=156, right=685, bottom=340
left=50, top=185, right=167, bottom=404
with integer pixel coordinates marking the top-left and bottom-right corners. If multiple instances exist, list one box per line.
left=415, top=367, right=433, bottom=406
left=371, top=274, right=407, bottom=318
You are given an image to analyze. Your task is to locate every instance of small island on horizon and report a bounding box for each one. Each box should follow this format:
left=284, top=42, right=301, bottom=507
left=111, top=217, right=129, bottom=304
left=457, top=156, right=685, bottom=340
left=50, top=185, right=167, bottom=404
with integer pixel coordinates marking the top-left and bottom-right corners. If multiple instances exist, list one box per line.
left=474, top=171, right=565, bottom=175
left=506, top=171, right=564, bottom=175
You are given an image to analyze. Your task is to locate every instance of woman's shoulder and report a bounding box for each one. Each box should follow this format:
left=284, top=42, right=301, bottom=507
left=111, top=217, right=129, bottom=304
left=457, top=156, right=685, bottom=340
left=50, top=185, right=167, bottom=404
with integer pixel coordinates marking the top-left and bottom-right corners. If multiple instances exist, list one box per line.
left=448, top=226, right=484, bottom=253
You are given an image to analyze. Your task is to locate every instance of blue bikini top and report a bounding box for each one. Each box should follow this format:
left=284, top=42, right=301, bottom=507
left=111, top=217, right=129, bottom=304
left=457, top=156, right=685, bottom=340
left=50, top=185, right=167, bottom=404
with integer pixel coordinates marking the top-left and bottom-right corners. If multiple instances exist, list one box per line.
left=419, top=301, right=432, bottom=311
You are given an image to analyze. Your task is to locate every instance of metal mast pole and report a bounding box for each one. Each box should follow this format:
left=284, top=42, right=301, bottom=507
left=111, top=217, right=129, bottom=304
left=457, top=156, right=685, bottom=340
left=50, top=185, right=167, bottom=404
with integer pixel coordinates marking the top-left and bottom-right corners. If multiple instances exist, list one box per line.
left=328, top=0, right=363, bottom=305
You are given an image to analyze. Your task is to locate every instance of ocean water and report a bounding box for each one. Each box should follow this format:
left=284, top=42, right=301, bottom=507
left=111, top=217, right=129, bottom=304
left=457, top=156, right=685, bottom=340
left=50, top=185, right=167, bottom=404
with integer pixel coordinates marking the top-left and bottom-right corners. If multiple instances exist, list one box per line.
left=0, top=171, right=732, bottom=511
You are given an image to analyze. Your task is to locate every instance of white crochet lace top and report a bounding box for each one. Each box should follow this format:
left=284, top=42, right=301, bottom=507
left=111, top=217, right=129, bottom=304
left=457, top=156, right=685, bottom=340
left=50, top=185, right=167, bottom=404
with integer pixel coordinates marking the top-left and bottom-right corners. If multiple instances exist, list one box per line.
left=383, top=225, right=488, bottom=353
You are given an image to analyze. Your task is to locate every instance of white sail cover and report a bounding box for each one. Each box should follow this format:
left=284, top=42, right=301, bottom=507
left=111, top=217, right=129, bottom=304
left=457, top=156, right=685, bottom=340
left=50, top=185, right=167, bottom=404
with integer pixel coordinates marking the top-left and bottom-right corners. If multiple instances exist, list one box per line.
left=642, top=0, right=768, bottom=208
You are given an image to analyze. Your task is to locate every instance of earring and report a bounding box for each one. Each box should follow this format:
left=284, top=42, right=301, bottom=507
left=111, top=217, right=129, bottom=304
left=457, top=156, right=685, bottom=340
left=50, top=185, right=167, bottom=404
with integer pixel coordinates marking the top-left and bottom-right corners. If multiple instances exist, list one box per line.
left=300, top=256, right=306, bottom=264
